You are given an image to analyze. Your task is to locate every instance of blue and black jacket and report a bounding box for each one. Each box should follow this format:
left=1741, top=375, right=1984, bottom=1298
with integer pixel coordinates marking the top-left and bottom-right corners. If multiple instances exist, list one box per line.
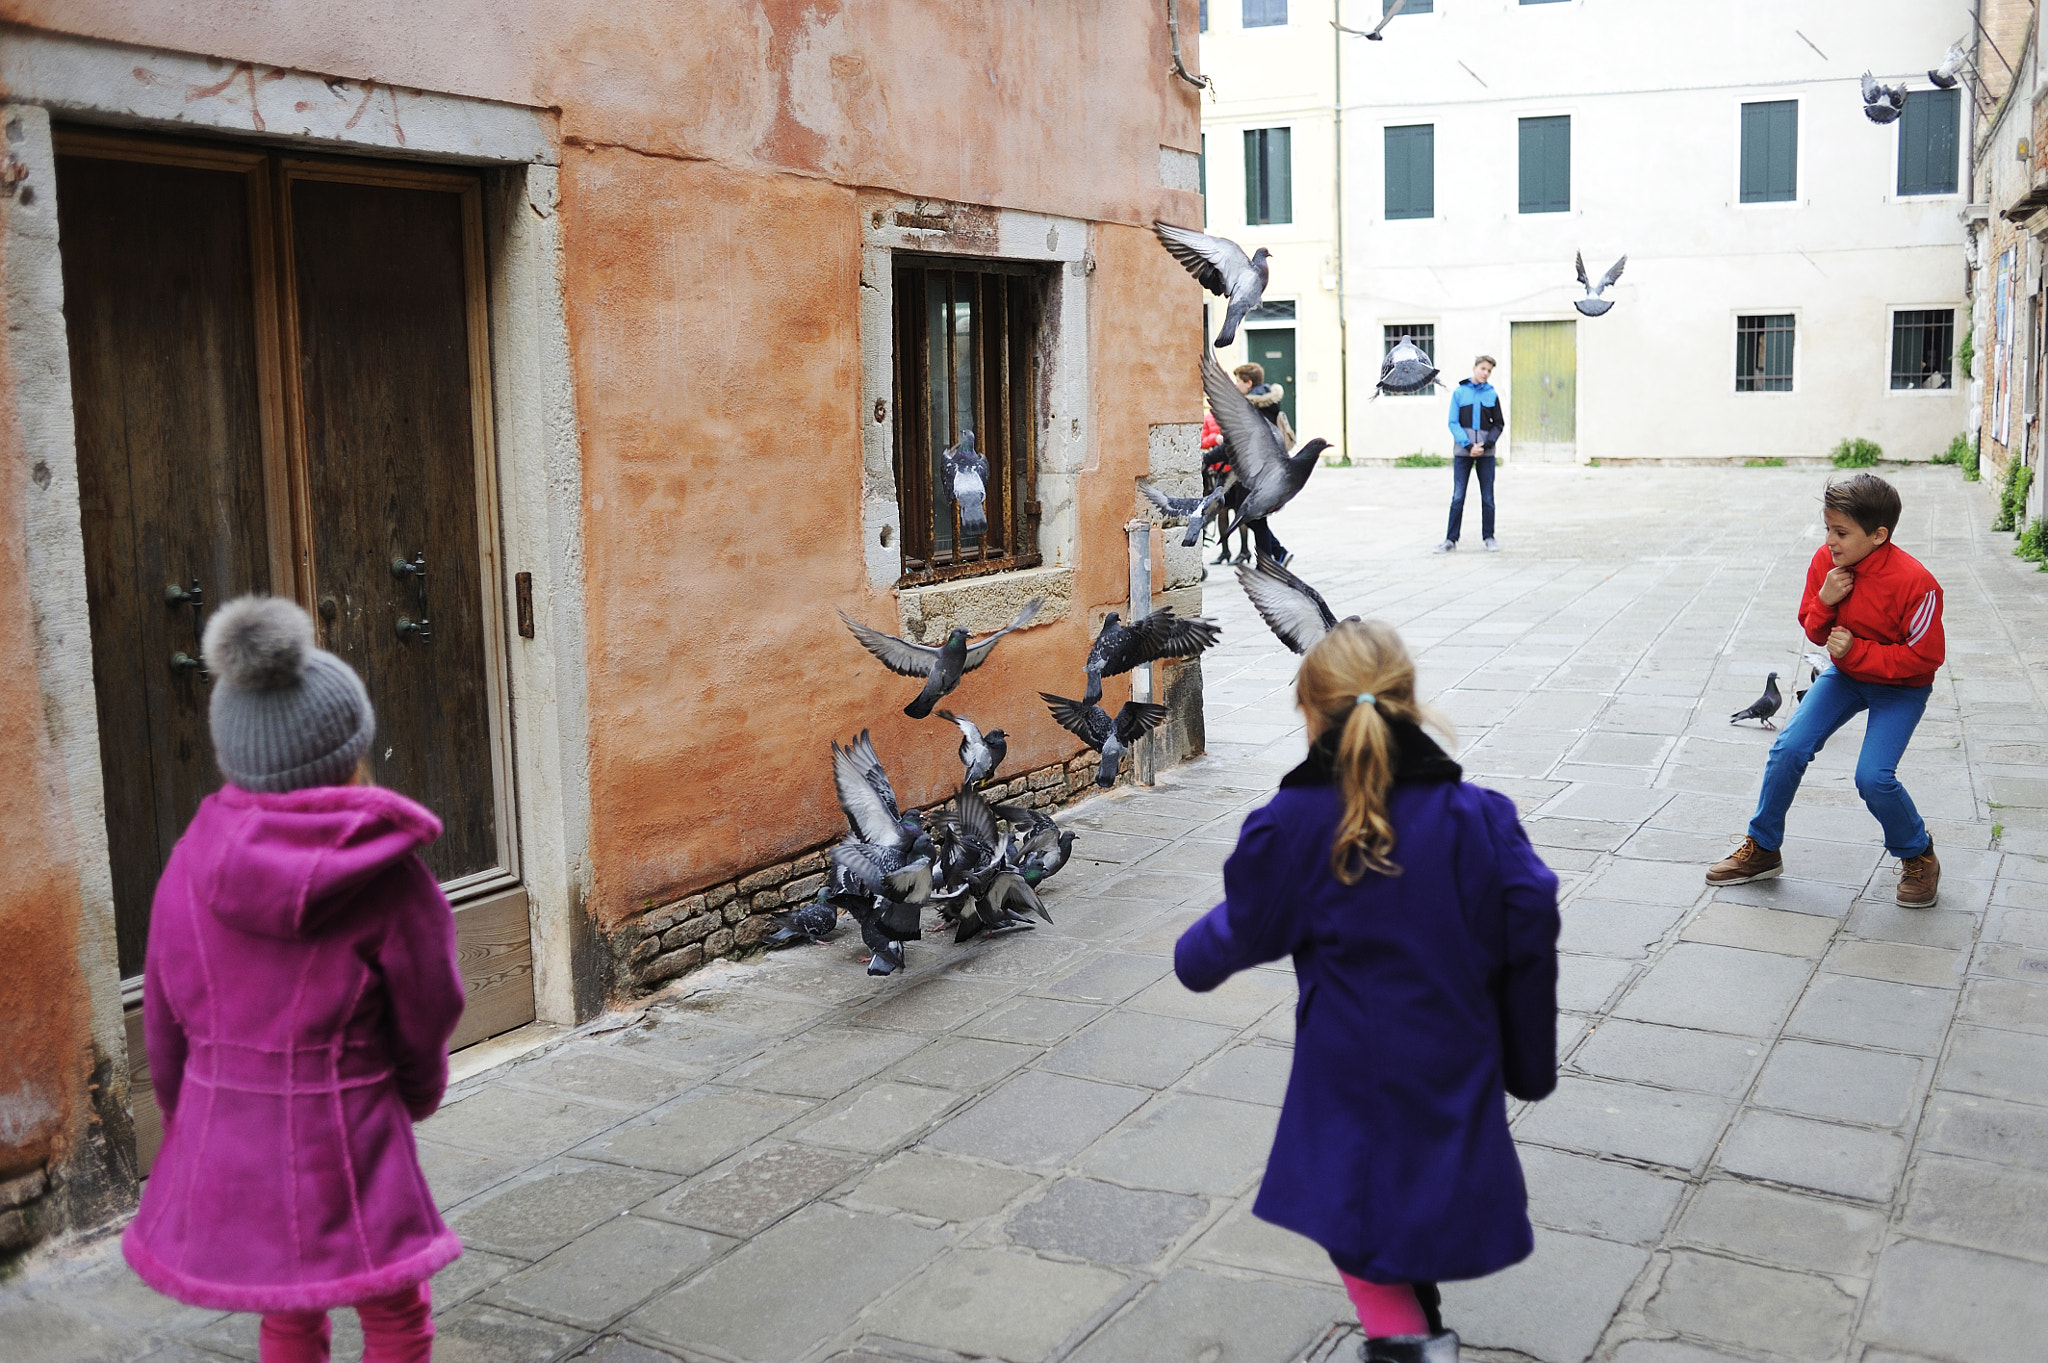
left=1449, top=380, right=1505, bottom=450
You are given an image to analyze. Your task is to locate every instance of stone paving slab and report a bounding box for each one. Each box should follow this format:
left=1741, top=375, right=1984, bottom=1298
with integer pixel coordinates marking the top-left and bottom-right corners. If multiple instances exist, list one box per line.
left=11, top=466, right=2048, bottom=1362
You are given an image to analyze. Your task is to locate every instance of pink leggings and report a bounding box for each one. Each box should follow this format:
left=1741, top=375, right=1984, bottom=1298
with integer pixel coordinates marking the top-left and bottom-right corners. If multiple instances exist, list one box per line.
left=259, top=1282, right=433, bottom=1363
left=1339, top=1273, right=1429, bottom=1336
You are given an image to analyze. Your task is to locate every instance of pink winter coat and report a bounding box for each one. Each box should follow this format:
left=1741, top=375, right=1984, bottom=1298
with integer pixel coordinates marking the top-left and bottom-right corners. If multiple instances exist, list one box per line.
left=122, top=783, right=466, bottom=1312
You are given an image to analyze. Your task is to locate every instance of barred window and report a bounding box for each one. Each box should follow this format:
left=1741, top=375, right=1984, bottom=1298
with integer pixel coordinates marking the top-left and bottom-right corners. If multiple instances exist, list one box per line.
left=1384, top=324, right=1438, bottom=395
left=891, top=257, right=1046, bottom=582
left=1736, top=314, right=1796, bottom=392
left=1890, top=309, right=1955, bottom=390
left=1243, top=0, right=1287, bottom=27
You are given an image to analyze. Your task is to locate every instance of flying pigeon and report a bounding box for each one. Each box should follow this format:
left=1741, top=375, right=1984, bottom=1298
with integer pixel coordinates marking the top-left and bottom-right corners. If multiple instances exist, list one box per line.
left=1929, top=39, right=1968, bottom=89
left=830, top=841, right=933, bottom=973
left=841, top=596, right=1044, bottom=718
left=1793, top=652, right=1829, bottom=704
left=1152, top=222, right=1271, bottom=348
left=1041, top=690, right=1169, bottom=788
left=1573, top=252, right=1627, bottom=318
left=1137, top=479, right=1231, bottom=547
left=935, top=709, right=1007, bottom=788
left=763, top=895, right=841, bottom=949
left=1332, top=0, right=1409, bottom=40
left=1730, top=672, right=1783, bottom=729
left=1235, top=555, right=1349, bottom=654
left=1862, top=71, right=1907, bottom=124
left=945, top=431, right=990, bottom=539
left=1374, top=334, right=1441, bottom=398
left=1203, top=348, right=1329, bottom=538
left=1083, top=608, right=1222, bottom=702
left=829, top=732, right=936, bottom=944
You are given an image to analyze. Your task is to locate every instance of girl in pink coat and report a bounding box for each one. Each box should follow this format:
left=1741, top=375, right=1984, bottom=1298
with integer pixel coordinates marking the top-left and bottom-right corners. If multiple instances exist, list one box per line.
left=123, top=596, right=466, bottom=1362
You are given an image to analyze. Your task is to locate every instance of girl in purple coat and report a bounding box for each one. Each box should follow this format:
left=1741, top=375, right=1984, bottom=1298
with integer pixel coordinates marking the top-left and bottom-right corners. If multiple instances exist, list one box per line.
left=1175, top=620, right=1559, bottom=1363
left=123, top=597, right=466, bottom=1362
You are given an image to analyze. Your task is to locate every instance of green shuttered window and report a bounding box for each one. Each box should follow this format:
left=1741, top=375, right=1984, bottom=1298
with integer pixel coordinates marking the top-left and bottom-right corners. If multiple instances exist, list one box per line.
left=1384, top=124, right=1434, bottom=220
left=1518, top=116, right=1570, bottom=214
left=1245, top=127, right=1293, bottom=225
left=1740, top=100, right=1798, bottom=203
left=1898, top=89, right=1961, bottom=196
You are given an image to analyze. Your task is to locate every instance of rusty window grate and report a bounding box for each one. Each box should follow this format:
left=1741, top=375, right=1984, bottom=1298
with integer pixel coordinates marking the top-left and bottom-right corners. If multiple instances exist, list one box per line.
left=1736, top=313, right=1796, bottom=392
left=1891, top=309, right=1955, bottom=390
left=891, top=257, right=1046, bottom=584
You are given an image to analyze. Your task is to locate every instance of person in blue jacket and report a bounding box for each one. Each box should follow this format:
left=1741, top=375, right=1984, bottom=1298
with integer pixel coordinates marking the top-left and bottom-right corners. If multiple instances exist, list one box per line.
left=1174, top=619, right=1559, bottom=1363
left=1436, top=356, right=1506, bottom=553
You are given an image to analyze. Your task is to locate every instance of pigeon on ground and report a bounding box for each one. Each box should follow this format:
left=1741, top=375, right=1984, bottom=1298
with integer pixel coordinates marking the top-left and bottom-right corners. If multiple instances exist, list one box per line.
left=1573, top=252, right=1627, bottom=318
left=1041, top=691, right=1169, bottom=788
left=1730, top=673, right=1783, bottom=729
left=1152, top=222, right=1270, bottom=348
left=1333, top=0, right=1410, bottom=40
left=1793, top=652, right=1829, bottom=703
left=935, top=709, right=1007, bottom=788
left=841, top=596, right=1044, bottom=718
left=1929, top=39, right=1968, bottom=89
left=1374, top=334, right=1441, bottom=398
left=1236, top=554, right=1349, bottom=654
left=954, top=871, right=1048, bottom=943
left=829, top=733, right=936, bottom=954
left=830, top=842, right=933, bottom=974
left=929, top=785, right=1052, bottom=941
left=995, top=803, right=1079, bottom=886
left=1138, top=479, right=1232, bottom=547
left=1203, top=349, right=1329, bottom=538
left=1862, top=72, right=1908, bottom=124
left=764, top=895, right=841, bottom=949
left=945, top=431, right=990, bottom=539
left=1082, top=607, right=1222, bottom=703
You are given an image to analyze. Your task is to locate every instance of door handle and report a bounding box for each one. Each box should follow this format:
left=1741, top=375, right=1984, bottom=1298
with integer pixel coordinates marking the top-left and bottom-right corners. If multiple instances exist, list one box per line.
left=396, top=615, right=433, bottom=644
left=165, top=577, right=208, bottom=680
left=391, top=553, right=432, bottom=645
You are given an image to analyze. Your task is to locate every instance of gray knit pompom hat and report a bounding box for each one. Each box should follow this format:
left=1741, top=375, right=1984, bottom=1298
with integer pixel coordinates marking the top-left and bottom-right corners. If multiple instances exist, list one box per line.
left=203, top=596, right=375, bottom=792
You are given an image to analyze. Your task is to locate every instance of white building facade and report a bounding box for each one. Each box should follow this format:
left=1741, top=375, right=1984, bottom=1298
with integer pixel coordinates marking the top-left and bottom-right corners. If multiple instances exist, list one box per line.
left=1194, top=0, right=1973, bottom=465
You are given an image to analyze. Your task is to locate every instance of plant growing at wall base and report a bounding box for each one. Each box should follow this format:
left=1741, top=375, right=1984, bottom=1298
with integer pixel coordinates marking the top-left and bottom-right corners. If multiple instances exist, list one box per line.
left=2018, top=517, right=2047, bottom=564
left=1744, top=457, right=1785, bottom=467
left=1994, top=458, right=2033, bottom=532
left=1959, top=329, right=1974, bottom=380
left=1394, top=452, right=1448, bottom=468
left=1830, top=437, right=1881, bottom=468
left=1932, top=433, right=1967, bottom=465
left=1964, top=434, right=1981, bottom=480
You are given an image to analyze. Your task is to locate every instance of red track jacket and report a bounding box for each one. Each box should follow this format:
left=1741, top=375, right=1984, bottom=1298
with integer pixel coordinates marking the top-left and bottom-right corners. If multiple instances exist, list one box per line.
left=1797, top=542, right=1944, bottom=688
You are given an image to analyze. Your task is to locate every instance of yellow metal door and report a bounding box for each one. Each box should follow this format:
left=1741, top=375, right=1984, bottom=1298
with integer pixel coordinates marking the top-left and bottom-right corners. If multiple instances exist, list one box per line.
left=1510, top=320, right=1577, bottom=461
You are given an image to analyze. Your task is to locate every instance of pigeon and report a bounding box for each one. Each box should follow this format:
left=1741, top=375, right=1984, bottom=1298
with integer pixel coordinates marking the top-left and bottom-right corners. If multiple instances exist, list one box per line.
left=830, top=841, right=934, bottom=973
left=1152, top=222, right=1271, bottom=348
left=1793, top=652, right=1829, bottom=703
left=1374, top=334, right=1441, bottom=398
left=1041, top=691, right=1169, bottom=787
left=1730, top=673, right=1783, bottom=729
left=1929, top=39, right=1968, bottom=90
left=1332, top=0, right=1409, bottom=40
left=1203, top=348, right=1329, bottom=538
left=995, top=802, right=1079, bottom=886
left=935, top=709, right=1007, bottom=788
left=1083, top=608, right=1222, bottom=703
left=1235, top=554, right=1350, bottom=654
left=929, top=785, right=1052, bottom=941
left=841, top=596, right=1044, bottom=718
left=945, top=431, right=990, bottom=539
left=953, top=871, right=1048, bottom=943
left=1573, top=252, right=1627, bottom=318
left=829, top=732, right=936, bottom=945
left=1138, top=478, right=1232, bottom=547
left=763, top=895, right=841, bottom=949
left=1862, top=71, right=1907, bottom=124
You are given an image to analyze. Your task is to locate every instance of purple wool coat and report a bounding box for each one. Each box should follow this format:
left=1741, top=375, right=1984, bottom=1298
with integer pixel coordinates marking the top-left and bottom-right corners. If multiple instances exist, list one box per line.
left=123, top=783, right=466, bottom=1312
left=1175, top=726, right=1560, bottom=1284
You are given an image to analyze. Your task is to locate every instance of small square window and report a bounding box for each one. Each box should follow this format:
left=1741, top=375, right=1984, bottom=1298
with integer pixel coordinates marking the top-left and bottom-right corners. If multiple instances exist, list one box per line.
left=1245, top=127, right=1293, bottom=225
left=1891, top=309, right=1955, bottom=389
left=1518, top=116, right=1570, bottom=214
left=1898, top=89, right=1961, bottom=196
left=1385, top=124, right=1434, bottom=220
left=1740, top=101, right=1798, bottom=204
left=1243, top=0, right=1287, bottom=27
left=891, top=258, right=1048, bottom=581
left=1383, top=324, right=1438, bottom=394
left=1736, top=314, right=1795, bottom=392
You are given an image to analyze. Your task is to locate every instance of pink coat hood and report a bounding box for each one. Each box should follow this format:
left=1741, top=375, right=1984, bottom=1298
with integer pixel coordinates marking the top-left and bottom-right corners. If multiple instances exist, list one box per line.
left=123, top=783, right=466, bottom=1313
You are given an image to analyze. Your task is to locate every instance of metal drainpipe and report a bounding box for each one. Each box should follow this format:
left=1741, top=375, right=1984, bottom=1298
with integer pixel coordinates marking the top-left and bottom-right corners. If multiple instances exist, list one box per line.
left=1333, top=0, right=1351, bottom=463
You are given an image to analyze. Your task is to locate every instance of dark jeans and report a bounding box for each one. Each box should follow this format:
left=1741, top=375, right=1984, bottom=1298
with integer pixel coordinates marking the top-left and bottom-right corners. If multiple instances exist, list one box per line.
left=1446, top=449, right=1496, bottom=543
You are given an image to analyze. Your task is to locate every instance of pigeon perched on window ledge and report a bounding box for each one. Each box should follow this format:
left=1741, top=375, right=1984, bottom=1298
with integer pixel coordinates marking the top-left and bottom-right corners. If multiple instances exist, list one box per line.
left=1573, top=252, right=1626, bottom=317
left=944, top=431, right=989, bottom=540
left=1730, top=673, right=1783, bottom=729
left=841, top=596, right=1043, bottom=718
left=1152, top=222, right=1270, bottom=348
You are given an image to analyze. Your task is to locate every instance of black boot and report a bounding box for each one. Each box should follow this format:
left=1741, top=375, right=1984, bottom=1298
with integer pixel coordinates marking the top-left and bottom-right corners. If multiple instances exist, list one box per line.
left=1358, top=1330, right=1459, bottom=1363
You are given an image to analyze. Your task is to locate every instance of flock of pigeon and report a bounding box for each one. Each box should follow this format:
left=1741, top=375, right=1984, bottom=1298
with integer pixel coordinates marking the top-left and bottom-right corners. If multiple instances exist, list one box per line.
left=1862, top=40, right=1973, bottom=124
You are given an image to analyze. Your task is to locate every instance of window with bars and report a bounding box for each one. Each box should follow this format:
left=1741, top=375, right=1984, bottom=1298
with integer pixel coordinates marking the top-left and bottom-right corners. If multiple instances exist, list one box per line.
left=1243, top=0, right=1287, bottom=27
left=1740, top=100, right=1798, bottom=203
left=1383, top=324, right=1438, bottom=394
left=1898, top=88, right=1961, bottom=196
left=1385, top=0, right=1430, bottom=14
left=1891, top=309, right=1956, bottom=389
left=891, top=258, right=1046, bottom=581
left=1518, top=115, right=1570, bottom=214
left=1245, top=127, right=1293, bottom=225
left=1735, top=314, right=1796, bottom=392
left=1385, top=124, right=1435, bottom=220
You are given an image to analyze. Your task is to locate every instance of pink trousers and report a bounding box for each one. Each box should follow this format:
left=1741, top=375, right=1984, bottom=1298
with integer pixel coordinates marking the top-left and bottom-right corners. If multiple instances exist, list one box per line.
left=259, top=1282, right=434, bottom=1363
left=1339, top=1273, right=1428, bottom=1336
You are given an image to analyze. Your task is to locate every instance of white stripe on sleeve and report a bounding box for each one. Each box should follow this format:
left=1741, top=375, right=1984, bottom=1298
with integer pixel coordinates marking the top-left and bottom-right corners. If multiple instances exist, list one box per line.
left=1906, top=590, right=1938, bottom=647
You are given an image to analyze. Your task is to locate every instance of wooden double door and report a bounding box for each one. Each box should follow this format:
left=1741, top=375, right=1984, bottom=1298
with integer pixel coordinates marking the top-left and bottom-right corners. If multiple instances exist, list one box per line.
left=54, top=132, right=533, bottom=1119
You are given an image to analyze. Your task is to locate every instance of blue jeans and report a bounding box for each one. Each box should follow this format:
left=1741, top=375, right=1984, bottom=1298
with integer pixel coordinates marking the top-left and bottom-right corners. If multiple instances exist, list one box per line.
left=1447, top=450, right=1495, bottom=542
left=1747, top=667, right=1932, bottom=858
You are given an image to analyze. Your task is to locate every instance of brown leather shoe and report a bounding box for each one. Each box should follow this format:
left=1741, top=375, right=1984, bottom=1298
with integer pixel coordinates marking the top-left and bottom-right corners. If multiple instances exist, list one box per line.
left=1706, top=836, right=1783, bottom=885
left=1897, top=846, right=1941, bottom=908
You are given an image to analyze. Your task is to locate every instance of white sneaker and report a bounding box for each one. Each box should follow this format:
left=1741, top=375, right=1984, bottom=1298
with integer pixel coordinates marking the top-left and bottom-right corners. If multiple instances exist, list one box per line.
left=1483, top=537, right=1500, bottom=551
left=1433, top=540, right=1457, bottom=553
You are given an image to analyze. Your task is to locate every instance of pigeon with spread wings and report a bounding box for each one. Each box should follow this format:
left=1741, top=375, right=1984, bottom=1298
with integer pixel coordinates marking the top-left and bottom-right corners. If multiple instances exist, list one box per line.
left=1203, top=348, right=1329, bottom=539
left=1152, top=222, right=1270, bottom=348
left=1083, top=608, right=1221, bottom=702
left=1929, top=39, right=1969, bottom=89
left=1861, top=71, right=1907, bottom=124
left=1573, top=252, right=1627, bottom=317
left=841, top=596, right=1043, bottom=718
left=1375, top=334, right=1441, bottom=398
left=934, top=709, right=1007, bottom=788
left=1236, top=554, right=1350, bottom=655
left=1041, top=690, right=1169, bottom=788
left=1137, top=478, right=1231, bottom=547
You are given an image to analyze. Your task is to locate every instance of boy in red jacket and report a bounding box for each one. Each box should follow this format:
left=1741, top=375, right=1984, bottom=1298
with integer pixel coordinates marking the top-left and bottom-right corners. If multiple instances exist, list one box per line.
left=1708, top=474, right=1945, bottom=906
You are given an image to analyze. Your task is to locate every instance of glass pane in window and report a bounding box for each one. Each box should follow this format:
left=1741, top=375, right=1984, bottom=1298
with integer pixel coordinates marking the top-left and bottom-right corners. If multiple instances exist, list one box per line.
left=1386, top=0, right=1431, bottom=13
left=1243, top=0, right=1287, bottom=27
left=1898, top=88, right=1960, bottom=196
left=1740, top=101, right=1798, bottom=203
left=1735, top=314, right=1796, bottom=392
left=1890, top=309, right=1955, bottom=389
left=1385, top=124, right=1434, bottom=219
left=1245, top=127, right=1292, bottom=224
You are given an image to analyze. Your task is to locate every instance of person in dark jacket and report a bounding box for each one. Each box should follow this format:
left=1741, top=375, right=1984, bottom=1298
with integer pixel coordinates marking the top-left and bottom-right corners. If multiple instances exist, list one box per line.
left=1175, top=619, right=1559, bottom=1363
left=1437, top=356, right=1506, bottom=553
left=1204, top=362, right=1295, bottom=566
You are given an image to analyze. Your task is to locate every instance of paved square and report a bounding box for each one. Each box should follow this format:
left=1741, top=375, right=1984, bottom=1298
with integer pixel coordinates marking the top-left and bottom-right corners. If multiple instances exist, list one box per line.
left=9, top=466, right=2048, bottom=1362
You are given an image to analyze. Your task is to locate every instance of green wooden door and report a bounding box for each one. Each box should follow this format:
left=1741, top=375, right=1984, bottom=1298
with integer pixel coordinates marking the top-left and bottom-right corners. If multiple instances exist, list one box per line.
left=1510, top=320, right=1577, bottom=460
left=1246, top=327, right=1297, bottom=431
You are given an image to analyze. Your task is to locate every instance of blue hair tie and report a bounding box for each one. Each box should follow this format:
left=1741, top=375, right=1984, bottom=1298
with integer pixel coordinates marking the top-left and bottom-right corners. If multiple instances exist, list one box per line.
left=1356, top=692, right=1377, bottom=707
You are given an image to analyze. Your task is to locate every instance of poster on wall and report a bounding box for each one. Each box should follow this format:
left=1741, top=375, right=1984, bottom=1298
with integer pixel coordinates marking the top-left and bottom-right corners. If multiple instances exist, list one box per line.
left=1995, top=247, right=2015, bottom=447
